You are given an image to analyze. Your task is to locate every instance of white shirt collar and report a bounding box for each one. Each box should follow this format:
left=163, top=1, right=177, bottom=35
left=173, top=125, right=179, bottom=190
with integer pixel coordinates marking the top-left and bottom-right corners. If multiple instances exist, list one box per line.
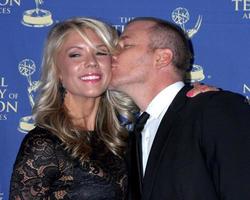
left=145, top=81, right=185, bottom=119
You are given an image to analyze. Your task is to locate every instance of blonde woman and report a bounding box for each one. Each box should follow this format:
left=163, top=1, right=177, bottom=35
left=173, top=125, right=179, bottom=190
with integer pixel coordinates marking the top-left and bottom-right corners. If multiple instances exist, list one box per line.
left=9, top=17, right=137, bottom=199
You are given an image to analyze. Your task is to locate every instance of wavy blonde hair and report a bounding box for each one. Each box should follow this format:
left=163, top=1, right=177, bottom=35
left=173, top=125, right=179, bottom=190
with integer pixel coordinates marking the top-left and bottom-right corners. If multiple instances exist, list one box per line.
left=33, top=17, right=138, bottom=163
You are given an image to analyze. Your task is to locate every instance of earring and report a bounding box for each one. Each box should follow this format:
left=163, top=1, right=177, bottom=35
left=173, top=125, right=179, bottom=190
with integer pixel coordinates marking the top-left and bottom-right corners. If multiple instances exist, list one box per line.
left=59, top=82, right=67, bottom=103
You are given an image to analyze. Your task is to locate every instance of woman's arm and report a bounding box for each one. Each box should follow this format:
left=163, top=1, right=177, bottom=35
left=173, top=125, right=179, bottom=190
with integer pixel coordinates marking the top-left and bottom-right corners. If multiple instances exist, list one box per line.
left=9, top=131, right=60, bottom=200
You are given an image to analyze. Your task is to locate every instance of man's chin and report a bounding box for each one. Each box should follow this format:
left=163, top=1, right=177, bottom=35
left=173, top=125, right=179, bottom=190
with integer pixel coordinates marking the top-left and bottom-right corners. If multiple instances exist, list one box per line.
left=108, top=79, right=119, bottom=90
left=108, top=82, right=124, bottom=93
left=108, top=83, right=116, bottom=90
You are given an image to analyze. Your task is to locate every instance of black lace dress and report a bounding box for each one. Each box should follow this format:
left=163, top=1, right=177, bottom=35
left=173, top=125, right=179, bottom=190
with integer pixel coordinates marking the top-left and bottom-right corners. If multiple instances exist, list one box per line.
left=9, top=127, right=127, bottom=200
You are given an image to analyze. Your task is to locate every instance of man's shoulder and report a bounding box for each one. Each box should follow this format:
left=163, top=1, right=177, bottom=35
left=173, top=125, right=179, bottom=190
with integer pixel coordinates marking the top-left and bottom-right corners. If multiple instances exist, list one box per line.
left=188, top=90, right=248, bottom=106
left=175, top=90, right=249, bottom=117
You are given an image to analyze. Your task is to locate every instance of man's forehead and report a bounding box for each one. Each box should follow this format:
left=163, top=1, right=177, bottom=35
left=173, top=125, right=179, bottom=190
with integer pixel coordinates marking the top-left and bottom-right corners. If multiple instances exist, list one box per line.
left=126, top=20, right=155, bottom=30
left=119, top=34, right=131, bottom=41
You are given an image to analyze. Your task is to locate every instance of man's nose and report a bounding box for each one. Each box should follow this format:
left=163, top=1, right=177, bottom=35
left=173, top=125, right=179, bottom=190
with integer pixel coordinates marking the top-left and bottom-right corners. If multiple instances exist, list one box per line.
left=112, top=54, right=117, bottom=60
left=112, top=54, right=119, bottom=64
left=113, top=45, right=122, bottom=57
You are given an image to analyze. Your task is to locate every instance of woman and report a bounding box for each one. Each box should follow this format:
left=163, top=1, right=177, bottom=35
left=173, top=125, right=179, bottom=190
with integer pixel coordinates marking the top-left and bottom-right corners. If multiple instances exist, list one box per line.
left=9, top=17, right=137, bottom=199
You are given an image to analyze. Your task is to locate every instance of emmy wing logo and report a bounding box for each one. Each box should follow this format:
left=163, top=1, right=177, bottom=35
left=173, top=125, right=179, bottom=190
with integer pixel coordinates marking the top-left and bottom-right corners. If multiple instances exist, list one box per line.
left=171, top=7, right=205, bottom=83
left=22, top=0, right=53, bottom=27
left=18, top=59, right=40, bottom=133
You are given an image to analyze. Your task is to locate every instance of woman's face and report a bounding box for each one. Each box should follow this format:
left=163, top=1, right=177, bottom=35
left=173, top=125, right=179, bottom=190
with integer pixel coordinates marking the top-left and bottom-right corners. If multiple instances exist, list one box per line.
left=56, top=28, right=112, bottom=100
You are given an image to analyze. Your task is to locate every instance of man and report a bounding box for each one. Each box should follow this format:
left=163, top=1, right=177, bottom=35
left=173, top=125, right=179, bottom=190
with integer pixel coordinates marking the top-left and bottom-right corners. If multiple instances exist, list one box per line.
left=110, top=17, right=250, bottom=200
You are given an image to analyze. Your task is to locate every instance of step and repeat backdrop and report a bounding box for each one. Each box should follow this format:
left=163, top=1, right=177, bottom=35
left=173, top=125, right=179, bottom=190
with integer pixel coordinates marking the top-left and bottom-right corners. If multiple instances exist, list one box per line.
left=0, top=0, right=249, bottom=198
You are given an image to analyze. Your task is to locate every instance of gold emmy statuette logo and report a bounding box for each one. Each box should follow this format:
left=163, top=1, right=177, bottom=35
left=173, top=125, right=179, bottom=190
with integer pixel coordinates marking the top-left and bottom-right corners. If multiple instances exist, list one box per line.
left=22, top=0, right=53, bottom=27
left=171, top=7, right=205, bottom=83
left=18, top=59, right=40, bottom=133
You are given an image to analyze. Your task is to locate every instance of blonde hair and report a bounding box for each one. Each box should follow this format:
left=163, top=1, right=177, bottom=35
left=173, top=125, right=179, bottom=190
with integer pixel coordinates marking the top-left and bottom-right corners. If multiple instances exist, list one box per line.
left=33, top=17, right=138, bottom=163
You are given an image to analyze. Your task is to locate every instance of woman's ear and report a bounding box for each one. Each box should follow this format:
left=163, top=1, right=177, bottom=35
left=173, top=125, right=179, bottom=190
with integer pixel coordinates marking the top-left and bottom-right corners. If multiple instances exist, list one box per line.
left=58, top=69, right=62, bottom=82
left=154, top=48, right=173, bottom=69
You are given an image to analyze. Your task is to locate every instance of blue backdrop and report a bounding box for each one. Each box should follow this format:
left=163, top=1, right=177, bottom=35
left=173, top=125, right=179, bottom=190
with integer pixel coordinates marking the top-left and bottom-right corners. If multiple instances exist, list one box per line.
left=0, top=0, right=249, bottom=198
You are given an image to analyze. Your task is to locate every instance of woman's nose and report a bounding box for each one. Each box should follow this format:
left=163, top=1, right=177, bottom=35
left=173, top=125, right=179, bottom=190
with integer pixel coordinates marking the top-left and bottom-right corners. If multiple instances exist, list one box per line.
left=86, top=54, right=98, bottom=68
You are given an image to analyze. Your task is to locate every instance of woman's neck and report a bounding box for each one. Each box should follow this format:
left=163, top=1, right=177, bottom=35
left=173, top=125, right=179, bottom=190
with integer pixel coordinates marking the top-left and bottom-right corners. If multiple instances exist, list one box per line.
left=64, top=95, right=101, bottom=130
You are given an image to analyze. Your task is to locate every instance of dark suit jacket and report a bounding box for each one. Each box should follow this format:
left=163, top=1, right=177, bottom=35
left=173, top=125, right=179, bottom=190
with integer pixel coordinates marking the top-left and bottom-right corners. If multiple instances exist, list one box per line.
left=128, top=85, right=250, bottom=200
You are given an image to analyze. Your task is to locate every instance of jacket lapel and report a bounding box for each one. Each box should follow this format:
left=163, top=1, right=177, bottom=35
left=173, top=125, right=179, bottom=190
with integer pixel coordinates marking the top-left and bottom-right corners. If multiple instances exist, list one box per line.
left=127, top=131, right=143, bottom=200
left=142, top=85, right=192, bottom=200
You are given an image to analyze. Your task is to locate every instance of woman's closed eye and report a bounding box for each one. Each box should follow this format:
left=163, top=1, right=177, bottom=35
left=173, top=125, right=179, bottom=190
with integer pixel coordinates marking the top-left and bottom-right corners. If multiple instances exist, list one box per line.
left=96, top=51, right=109, bottom=56
left=96, top=48, right=110, bottom=56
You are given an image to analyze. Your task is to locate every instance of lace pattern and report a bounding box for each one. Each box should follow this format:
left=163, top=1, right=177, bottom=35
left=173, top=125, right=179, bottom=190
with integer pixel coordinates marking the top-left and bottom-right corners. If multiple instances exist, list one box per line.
left=9, top=127, right=127, bottom=200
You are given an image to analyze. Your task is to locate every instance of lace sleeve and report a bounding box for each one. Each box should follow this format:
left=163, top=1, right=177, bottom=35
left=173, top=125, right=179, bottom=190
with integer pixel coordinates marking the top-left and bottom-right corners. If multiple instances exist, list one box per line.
left=9, top=130, right=60, bottom=200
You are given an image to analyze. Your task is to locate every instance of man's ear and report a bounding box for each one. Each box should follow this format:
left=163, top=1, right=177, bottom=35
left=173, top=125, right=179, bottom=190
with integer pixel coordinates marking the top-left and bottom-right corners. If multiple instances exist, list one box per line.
left=154, top=48, right=173, bottom=69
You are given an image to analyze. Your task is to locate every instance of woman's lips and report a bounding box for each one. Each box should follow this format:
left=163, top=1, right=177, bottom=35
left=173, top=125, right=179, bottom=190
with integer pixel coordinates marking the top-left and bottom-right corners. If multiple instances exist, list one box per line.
left=80, top=73, right=102, bottom=82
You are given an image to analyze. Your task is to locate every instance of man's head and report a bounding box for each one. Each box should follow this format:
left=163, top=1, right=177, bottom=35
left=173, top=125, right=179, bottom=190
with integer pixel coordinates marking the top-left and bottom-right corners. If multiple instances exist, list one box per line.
left=110, top=17, right=192, bottom=108
left=137, top=17, right=192, bottom=74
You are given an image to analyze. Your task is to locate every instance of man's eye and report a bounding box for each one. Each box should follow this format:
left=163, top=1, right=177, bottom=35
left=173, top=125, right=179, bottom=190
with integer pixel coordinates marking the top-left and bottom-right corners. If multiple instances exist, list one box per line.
left=116, top=45, right=122, bottom=50
left=123, top=44, right=133, bottom=48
